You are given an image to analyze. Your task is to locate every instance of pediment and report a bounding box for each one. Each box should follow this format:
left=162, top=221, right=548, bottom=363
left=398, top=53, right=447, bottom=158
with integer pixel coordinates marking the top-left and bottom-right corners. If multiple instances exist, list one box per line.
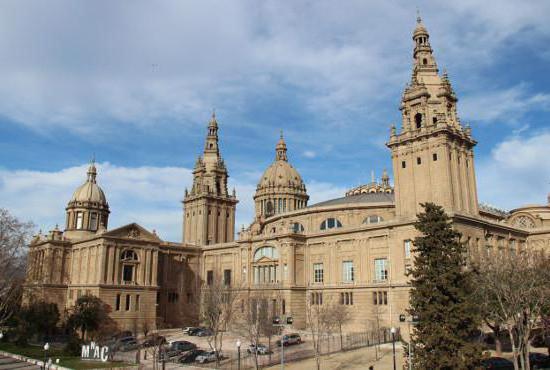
left=255, top=256, right=276, bottom=264
left=102, top=223, right=161, bottom=242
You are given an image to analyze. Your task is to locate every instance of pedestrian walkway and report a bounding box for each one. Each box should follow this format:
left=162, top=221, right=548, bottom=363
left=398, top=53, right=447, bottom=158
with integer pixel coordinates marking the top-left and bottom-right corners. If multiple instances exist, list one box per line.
left=0, top=355, right=40, bottom=369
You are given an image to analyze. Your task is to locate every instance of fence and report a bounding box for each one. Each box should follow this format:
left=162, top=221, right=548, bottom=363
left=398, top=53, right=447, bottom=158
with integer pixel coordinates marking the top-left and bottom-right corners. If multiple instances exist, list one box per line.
left=219, top=327, right=400, bottom=369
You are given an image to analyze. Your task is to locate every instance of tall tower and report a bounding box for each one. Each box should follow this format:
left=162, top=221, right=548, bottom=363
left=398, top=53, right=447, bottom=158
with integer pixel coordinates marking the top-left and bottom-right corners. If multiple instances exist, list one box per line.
left=387, top=15, right=479, bottom=218
left=183, top=112, right=238, bottom=245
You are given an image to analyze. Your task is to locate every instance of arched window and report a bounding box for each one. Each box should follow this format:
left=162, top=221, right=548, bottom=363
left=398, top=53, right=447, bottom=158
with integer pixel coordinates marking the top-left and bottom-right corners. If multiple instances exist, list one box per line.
left=422, top=58, right=428, bottom=65
left=414, top=113, right=422, bottom=129
left=254, top=246, right=279, bottom=262
left=363, top=215, right=384, bottom=224
left=121, top=250, right=138, bottom=261
left=253, top=247, right=279, bottom=285
left=513, top=215, right=536, bottom=229
left=292, top=223, right=305, bottom=233
left=320, top=218, right=342, bottom=231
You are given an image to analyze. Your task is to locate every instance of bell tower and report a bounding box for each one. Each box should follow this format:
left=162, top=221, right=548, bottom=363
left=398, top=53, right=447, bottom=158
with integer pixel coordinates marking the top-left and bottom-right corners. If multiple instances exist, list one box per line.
left=183, top=112, right=238, bottom=245
left=387, top=15, right=479, bottom=218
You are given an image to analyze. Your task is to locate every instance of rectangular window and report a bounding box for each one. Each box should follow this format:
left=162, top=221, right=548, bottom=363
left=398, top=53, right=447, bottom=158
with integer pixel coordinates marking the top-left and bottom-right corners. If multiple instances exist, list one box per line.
left=90, top=212, right=98, bottom=230
left=223, top=269, right=232, bottom=286
left=313, top=263, right=324, bottom=283
left=122, top=265, right=133, bottom=283
left=76, top=212, right=83, bottom=229
left=373, top=291, right=388, bottom=305
left=402, top=161, right=406, bottom=169
left=383, top=291, right=388, bottom=305
left=207, top=270, right=213, bottom=285
left=340, top=292, right=353, bottom=305
left=433, top=153, right=438, bottom=161
left=417, top=157, right=422, bottom=165
left=374, top=258, right=388, bottom=281
left=311, top=292, right=323, bottom=305
left=115, top=294, right=121, bottom=311
left=282, top=299, right=286, bottom=315
left=135, top=295, right=140, bottom=311
left=372, top=291, right=377, bottom=305
left=404, top=240, right=412, bottom=258
left=125, top=294, right=130, bottom=311
left=343, top=261, right=354, bottom=282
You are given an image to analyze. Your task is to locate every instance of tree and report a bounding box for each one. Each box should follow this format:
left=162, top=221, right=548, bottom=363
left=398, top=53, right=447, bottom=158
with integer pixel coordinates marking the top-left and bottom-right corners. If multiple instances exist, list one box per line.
left=17, top=301, right=60, bottom=341
left=472, top=248, right=550, bottom=370
left=329, top=302, right=351, bottom=351
left=200, top=278, right=238, bottom=368
left=305, top=293, right=333, bottom=370
left=67, top=295, right=111, bottom=341
left=0, top=208, right=34, bottom=327
left=408, top=203, right=481, bottom=369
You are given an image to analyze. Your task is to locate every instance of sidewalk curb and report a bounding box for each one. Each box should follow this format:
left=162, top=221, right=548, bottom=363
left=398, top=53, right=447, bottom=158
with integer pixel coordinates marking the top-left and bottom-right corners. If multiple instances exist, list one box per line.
left=0, top=349, right=72, bottom=369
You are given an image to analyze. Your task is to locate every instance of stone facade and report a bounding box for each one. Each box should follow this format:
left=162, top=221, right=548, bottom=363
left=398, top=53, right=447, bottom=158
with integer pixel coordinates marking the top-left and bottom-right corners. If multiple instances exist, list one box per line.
left=24, top=16, right=550, bottom=335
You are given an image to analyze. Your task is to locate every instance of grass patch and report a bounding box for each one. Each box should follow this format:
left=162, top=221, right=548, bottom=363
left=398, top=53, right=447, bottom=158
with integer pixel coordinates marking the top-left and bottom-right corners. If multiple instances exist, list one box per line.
left=0, top=342, right=135, bottom=369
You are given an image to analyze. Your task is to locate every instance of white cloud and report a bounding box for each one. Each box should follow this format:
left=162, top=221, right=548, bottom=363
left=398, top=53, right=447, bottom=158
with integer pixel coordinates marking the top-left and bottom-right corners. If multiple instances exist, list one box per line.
left=1, top=1, right=550, bottom=133
left=0, top=163, right=192, bottom=241
left=460, top=84, right=550, bottom=124
left=0, top=161, right=350, bottom=242
left=303, top=150, right=317, bottom=159
left=477, top=131, right=550, bottom=210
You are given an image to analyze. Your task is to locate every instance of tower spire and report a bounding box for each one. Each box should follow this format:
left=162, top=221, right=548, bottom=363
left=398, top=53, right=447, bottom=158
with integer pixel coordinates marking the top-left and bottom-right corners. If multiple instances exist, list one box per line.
left=87, top=157, right=97, bottom=183
left=204, top=110, right=220, bottom=155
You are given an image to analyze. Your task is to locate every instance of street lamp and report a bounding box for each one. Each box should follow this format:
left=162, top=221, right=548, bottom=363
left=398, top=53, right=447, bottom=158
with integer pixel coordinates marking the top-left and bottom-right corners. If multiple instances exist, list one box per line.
left=390, top=327, right=396, bottom=370
left=0, top=332, right=4, bottom=341
left=43, top=343, right=50, bottom=370
left=236, top=340, right=241, bottom=370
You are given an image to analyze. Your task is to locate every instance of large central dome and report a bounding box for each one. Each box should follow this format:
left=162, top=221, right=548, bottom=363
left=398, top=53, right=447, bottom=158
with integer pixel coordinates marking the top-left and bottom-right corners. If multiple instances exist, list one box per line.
left=254, top=133, right=309, bottom=218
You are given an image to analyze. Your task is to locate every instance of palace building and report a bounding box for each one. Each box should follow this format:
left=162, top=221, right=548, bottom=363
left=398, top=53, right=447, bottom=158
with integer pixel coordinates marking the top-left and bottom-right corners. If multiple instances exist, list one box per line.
left=24, top=16, right=550, bottom=334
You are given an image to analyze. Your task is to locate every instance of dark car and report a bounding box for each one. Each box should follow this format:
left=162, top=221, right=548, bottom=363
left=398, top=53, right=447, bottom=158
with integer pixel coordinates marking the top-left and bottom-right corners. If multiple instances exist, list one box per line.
left=142, top=335, right=167, bottom=348
left=179, top=349, right=206, bottom=364
left=188, top=327, right=206, bottom=336
left=480, top=357, right=514, bottom=370
left=276, top=333, right=302, bottom=347
left=196, top=328, right=213, bottom=337
left=170, top=341, right=197, bottom=352
left=530, top=353, right=550, bottom=369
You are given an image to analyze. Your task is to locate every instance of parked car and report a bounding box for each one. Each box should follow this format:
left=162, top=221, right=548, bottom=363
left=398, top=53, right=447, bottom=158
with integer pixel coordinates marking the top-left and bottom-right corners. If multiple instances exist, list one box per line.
left=179, top=349, right=206, bottom=364
left=118, top=337, right=139, bottom=352
left=529, top=353, right=550, bottom=369
left=480, top=357, right=514, bottom=370
left=196, top=328, right=213, bottom=337
left=247, top=343, right=270, bottom=355
left=188, top=327, right=206, bottom=336
left=195, top=350, right=222, bottom=364
left=142, top=335, right=167, bottom=348
left=170, top=341, right=197, bottom=352
left=183, top=326, right=199, bottom=334
left=276, top=333, right=302, bottom=347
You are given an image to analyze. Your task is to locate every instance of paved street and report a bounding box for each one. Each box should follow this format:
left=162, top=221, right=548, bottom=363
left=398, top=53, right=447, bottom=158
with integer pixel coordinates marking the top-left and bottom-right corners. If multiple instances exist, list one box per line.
left=0, top=355, right=40, bottom=369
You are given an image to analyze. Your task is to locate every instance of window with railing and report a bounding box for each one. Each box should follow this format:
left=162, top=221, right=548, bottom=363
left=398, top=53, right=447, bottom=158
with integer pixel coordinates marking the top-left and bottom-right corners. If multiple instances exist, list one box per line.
left=343, top=261, right=354, bottom=282
left=313, top=263, right=324, bottom=283
left=374, top=258, right=388, bottom=281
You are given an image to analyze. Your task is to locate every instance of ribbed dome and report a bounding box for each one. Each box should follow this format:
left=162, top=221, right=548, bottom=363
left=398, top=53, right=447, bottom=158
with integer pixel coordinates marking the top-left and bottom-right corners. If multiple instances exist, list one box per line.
left=258, top=160, right=305, bottom=189
left=69, top=163, right=108, bottom=205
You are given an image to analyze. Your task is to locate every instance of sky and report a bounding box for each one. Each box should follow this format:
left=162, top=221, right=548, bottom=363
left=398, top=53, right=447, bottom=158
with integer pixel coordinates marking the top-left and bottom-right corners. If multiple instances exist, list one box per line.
left=1, top=0, right=550, bottom=242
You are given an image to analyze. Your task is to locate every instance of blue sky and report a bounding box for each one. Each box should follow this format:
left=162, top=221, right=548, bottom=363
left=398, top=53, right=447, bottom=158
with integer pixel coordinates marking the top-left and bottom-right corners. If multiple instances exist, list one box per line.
left=1, top=0, right=550, bottom=241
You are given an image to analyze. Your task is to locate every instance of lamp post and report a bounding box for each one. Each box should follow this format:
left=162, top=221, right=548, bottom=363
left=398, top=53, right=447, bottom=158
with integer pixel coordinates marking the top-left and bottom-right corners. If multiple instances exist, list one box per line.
left=390, top=327, right=396, bottom=370
left=43, top=343, right=50, bottom=370
left=236, top=340, right=241, bottom=370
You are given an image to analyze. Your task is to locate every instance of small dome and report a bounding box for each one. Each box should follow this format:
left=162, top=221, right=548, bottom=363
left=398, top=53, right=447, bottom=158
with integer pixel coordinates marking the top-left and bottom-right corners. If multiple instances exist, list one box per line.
left=413, top=15, right=429, bottom=38
left=69, top=162, right=108, bottom=205
left=258, top=160, right=305, bottom=189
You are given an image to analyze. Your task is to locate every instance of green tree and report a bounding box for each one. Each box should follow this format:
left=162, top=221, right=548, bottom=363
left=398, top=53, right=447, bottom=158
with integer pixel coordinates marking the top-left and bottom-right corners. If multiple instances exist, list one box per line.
left=408, top=203, right=481, bottom=369
left=15, top=300, right=59, bottom=344
left=68, top=295, right=109, bottom=340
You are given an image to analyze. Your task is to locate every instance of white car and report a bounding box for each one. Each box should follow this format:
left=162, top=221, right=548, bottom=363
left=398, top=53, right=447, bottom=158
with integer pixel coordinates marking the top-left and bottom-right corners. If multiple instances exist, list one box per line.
left=195, top=350, right=221, bottom=364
